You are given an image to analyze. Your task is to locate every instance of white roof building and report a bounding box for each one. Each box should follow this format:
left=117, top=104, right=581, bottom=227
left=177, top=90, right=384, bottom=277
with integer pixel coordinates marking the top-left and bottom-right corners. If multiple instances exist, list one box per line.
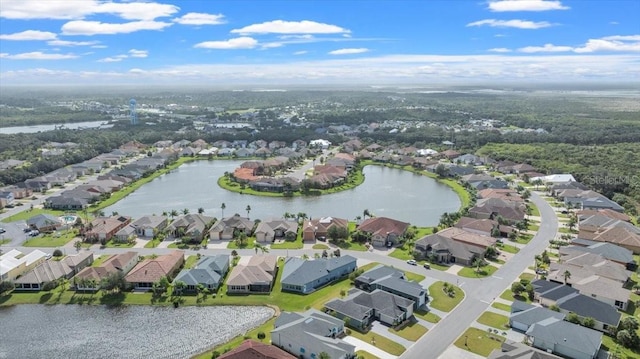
left=532, top=174, right=576, bottom=184
left=1, top=249, right=48, bottom=281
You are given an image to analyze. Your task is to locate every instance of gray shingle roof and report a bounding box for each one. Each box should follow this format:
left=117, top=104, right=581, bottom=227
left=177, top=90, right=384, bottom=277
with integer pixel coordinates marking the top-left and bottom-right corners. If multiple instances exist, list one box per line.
left=526, top=318, right=602, bottom=357
left=356, top=264, right=404, bottom=285
left=280, top=256, right=356, bottom=287
left=510, top=303, right=565, bottom=329
left=374, top=276, right=425, bottom=298
left=557, top=294, right=622, bottom=326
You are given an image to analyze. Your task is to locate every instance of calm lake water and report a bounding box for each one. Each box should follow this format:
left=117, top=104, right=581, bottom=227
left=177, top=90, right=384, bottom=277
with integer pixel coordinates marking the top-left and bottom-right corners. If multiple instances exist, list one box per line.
left=106, top=161, right=460, bottom=227
left=0, top=304, right=274, bottom=359
left=0, top=120, right=110, bottom=134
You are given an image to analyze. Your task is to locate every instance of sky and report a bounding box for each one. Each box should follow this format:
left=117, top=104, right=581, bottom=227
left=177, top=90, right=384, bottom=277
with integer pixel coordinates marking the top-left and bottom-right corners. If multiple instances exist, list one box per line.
left=0, top=0, right=639, bottom=85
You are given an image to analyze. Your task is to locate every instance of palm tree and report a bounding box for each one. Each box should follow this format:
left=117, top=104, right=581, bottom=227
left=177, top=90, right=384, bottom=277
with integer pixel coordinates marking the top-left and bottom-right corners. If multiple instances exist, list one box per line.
left=221, top=203, right=226, bottom=219
left=246, top=205, right=251, bottom=219
left=198, top=207, right=204, bottom=214
left=563, top=270, right=571, bottom=284
left=473, top=257, right=485, bottom=274
left=170, top=209, right=178, bottom=220
left=182, top=208, right=189, bottom=215
left=363, top=209, right=371, bottom=219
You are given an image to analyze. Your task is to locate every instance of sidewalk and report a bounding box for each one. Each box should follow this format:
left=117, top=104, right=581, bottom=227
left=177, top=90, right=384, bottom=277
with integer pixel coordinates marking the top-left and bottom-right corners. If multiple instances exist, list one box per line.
left=369, top=321, right=414, bottom=349
left=342, top=336, right=397, bottom=359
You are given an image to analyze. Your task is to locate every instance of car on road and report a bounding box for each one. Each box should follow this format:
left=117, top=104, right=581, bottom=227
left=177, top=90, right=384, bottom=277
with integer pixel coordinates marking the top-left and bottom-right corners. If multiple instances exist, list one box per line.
left=0, top=227, right=6, bottom=234
left=407, top=259, right=417, bottom=265
left=423, top=263, right=431, bottom=269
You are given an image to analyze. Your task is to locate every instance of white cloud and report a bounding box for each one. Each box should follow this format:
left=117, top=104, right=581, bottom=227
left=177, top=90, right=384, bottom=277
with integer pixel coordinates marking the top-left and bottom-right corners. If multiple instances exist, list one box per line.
left=98, top=56, right=124, bottom=63
left=0, top=0, right=178, bottom=20
left=601, top=35, right=640, bottom=41
left=279, top=34, right=314, bottom=40
left=488, top=48, right=512, bottom=52
left=294, top=51, right=308, bottom=55
left=91, top=45, right=108, bottom=49
left=194, top=37, right=258, bottom=49
left=48, top=39, right=99, bottom=46
left=128, top=49, right=148, bottom=58
left=231, top=20, right=349, bottom=35
left=2, top=51, right=78, bottom=60
left=467, top=19, right=553, bottom=29
left=518, top=44, right=573, bottom=52
left=61, top=20, right=172, bottom=35
left=329, top=48, right=370, bottom=55
left=173, top=12, right=225, bottom=25
left=0, top=30, right=58, bottom=41
left=261, top=42, right=284, bottom=49
left=488, top=0, right=569, bottom=12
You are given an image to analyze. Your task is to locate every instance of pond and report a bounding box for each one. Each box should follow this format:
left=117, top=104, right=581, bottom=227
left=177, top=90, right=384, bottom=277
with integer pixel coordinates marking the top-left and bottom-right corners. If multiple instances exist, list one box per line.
left=0, top=304, right=274, bottom=359
left=105, top=161, right=460, bottom=227
left=0, top=120, right=111, bottom=134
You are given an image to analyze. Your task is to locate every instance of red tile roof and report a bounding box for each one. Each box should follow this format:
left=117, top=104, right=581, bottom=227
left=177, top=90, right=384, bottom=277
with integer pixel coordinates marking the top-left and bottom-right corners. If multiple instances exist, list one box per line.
left=218, top=340, right=296, bottom=359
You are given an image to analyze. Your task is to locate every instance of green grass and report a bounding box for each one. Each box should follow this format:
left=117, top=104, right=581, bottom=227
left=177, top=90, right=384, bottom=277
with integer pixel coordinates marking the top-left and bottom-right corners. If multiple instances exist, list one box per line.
left=529, top=203, right=540, bottom=217
left=23, top=230, right=77, bottom=247
left=454, top=327, right=505, bottom=357
left=519, top=273, right=535, bottom=281
left=271, top=239, right=303, bottom=249
left=194, top=317, right=277, bottom=359
left=389, top=248, right=414, bottom=261
left=558, top=227, right=577, bottom=234
left=414, top=309, right=441, bottom=323
left=105, top=240, right=135, bottom=248
left=355, top=351, right=379, bottom=359
left=227, top=236, right=257, bottom=249
left=184, top=255, right=198, bottom=269
left=491, top=302, right=512, bottom=312
left=429, top=281, right=464, bottom=312
left=404, top=271, right=425, bottom=283
left=514, top=233, right=534, bottom=244
left=499, top=244, right=520, bottom=254
left=476, top=311, right=509, bottom=329
left=90, top=255, right=111, bottom=267
left=144, top=239, right=160, bottom=248
left=0, top=239, right=11, bottom=245
left=312, top=244, right=329, bottom=249
left=333, top=240, right=368, bottom=252
left=602, top=334, right=640, bottom=359
left=349, top=328, right=406, bottom=356
left=2, top=208, right=64, bottom=223
left=458, top=265, right=498, bottom=278
left=499, top=288, right=532, bottom=303
left=528, top=223, right=540, bottom=231
left=389, top=320, right=428, bottom=341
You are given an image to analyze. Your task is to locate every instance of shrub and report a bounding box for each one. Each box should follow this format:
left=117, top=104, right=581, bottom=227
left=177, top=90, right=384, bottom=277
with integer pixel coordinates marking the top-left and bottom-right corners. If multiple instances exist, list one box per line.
left=53, top=249, right=63, bottom=257
left=42, top=281, right=59, bottom=291
left=257, top=332, right=266, bottom=340
left=211, top=351, right=220, bottom=359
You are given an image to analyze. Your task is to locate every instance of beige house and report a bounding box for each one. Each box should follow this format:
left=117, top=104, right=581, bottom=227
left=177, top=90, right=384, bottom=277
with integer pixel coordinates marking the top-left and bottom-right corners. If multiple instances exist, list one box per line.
left=0, top=249, right=48, bottom=281
left=227, top=255, right=278, bottom=294
left=125, top=250, right=184, bottom=290
left=14, top=252, right=94, bottom=290
left=74, top=251, right=139, bottom=291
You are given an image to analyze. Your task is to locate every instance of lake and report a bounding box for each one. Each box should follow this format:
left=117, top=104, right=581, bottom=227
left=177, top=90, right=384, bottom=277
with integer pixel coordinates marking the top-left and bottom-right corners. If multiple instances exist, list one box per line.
left=0, top=120, right=111, bottom=134
left=0, top=304, right=274, bottom=359
left=105, top=161, right=460, bottom=227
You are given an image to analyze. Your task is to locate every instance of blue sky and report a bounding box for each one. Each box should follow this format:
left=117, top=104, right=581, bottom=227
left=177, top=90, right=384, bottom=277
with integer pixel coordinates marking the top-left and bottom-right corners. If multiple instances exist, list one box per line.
left=1, top=0, right=639, bottom=85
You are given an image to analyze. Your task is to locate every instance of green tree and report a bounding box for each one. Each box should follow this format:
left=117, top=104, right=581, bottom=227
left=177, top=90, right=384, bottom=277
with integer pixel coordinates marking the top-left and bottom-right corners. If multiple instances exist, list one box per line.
left=101, top=271, right=126, bottom=294
left=318, top=352, right=331, bottom=359
left=511, top=282, right=525, bottom=297
left=182, top=208, right=189, bottom=215
left=221, top=203, right=226, bottom=218
left=170, top=209, right=178, bottom=219
left=246, top=205, right=251, bottom=219
left=0, top=281, right=14, bottom=296
left=563, top=270, right=571, bottom=284
left=74, top=240, right=82, bottom=252
left=198, top=207, right=204, bottom=214
left=582, top=317, right=596, bottom=328
left=566, top=312, right=580, bottom=324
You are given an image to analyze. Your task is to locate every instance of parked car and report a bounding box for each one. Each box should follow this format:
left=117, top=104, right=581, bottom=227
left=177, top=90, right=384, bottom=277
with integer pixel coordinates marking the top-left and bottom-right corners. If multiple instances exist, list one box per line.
left=24, top=227, right=32, bottom=233
left=407, top=259, right=417, bottom=266
left=423, top=263, right=431, bottom=269
left=0, top=227, right=6, bottom=234
left=29, top=230, right=40, bottom=237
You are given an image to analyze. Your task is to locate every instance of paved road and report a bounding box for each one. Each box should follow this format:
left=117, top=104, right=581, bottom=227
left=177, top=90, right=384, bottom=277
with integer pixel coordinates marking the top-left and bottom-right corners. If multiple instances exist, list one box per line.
left=403, top=192, right=558, bottom=359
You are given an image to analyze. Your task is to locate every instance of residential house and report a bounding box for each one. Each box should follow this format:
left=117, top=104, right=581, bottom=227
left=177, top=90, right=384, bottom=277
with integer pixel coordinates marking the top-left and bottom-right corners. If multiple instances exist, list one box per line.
left=217, top=340, right=296, bottom=359
left=325, top=289, right=415, bottom=329
left=115, top=225, right=137, bottom=243
left=271, top=309, right=355, bottom=359
left=577, top=209, right=631, bottom=223
left=45, top=195, right=90, bottom=210
left=14, top=252, right=94, bottom=290
left=174, top=255, right=229, bottom=292
left=577, top=216, right=640, bottom=254
left=302, top=216, right=349, bottom=242
left=532, top=278, right=629, bottom=312
left=0, top=185, right=32, bottom=200
left=357, top=216, right=410, bottom=247
left=0, top=191, right=15, bottom=208
left=254, top=219, right=298, bottom=243
left=166, top=214, right=214, bottom=243
left=478, top=188, right=524, bottom=203
left=0, top=249, right=47, bottom=281
left=227, top=255, right=278, bottom=294
left=86, top=216, right=132, bottom=242
left=280, top=256, right=357, bottom=294
left=125, top=251, right=185, bottom=290
left=74, top=251, right=138, bottom=291
left=26, top=214, right=63, bottom=232
left=531, top=174, right=576, bottom=184
left=455, top=217, right=514, bottom=237
left=562, top=190, right=624, bottom=212
left=547, top=252, right=630, bottom=286
left=525, top=317, right=602, bottom=359
left=468, top=198, right=526, bottom=224
left=509, top=301, right=566, bottom=332
left=488, top=341, right=562, bottom=359
left=130, top=215, right=168, bottom=238
left=208, top=214, right=255, bottom=241
left=414, top=231, right=485, bottom=266
left=24, top=176, right=52, bottom=192
left=560, top=242, right=635, bottom=270
left=354, top=265, right=427, bottom=309
left=555, top=293, right=621, bottom=332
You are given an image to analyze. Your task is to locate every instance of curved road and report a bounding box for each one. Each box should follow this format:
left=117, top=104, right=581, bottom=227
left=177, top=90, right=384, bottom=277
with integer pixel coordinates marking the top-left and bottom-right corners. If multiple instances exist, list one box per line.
left=2, top=192, right=557, bottom=359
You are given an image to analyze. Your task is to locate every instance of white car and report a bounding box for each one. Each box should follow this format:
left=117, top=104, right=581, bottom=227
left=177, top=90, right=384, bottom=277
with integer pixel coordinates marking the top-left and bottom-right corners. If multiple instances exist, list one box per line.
left=407, top=259, right=417, bottom=266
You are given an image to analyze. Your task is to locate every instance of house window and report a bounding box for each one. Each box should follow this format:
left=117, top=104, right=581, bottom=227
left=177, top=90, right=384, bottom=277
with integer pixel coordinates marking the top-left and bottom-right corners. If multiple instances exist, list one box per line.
left=615, top=300, right=624, bottom=308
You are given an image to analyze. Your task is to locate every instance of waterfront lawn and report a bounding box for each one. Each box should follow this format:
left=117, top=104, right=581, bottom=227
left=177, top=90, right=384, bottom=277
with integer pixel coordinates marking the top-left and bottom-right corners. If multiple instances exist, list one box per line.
left=476, top=312, right=509, bottom=329
left=348, top=328, right=405, bottom=356
left=355, top=351, right=380, bottom=359
left=458, top=265, right=498, bottom=278
left=389, top=320, right=428, bottom=341
left=414, top=309, right=441, bottom=323
left=454, top=327, right=505, bottom=357
left=23, top=230, right=77, bottom=247
left=194, top=317, right=277, bottom=359
left=1, top=208, right=64, bottom=223
left=491, top=302, right=511, bottom=312
left=428, top=282, right=464, bottom=312
left=184, top=255, right=198, bottom=269
left=312, top=244, right=329, bottom=250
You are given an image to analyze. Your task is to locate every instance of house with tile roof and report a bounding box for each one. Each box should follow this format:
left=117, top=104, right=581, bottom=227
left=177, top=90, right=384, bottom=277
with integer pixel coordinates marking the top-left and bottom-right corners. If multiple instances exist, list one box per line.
left=130, top=215, right=168, bottom=238
left=125, top=250, right=184, bottom=290
left=254, top=219, right=298, bottom=243
left=218, top=340, right=296, bottom=359
left=74, top=251, right=138, bottom=291
left=280, top=256, right=357, bottom=294
left=357, top=216, right=410, bottom=247
left=166, top=214, right=214, bottom=243
left=227, top=255, right=278, bottom=294
left=208, top=214, right=254, bottom=241
left=302, top=216, right=349, bottom=242
left=14, top=252, right=94, bottom=291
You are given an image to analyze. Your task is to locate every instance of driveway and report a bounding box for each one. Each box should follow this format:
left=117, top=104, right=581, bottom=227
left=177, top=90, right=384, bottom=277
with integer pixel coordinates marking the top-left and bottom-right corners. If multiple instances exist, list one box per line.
left=342, top=336, right=398, bottom=359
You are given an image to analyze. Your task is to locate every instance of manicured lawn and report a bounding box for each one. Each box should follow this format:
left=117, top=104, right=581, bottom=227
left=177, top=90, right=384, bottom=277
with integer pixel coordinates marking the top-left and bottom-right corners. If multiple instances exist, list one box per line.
left=23, top=230, right=77, bottom=247
left=491, top=302, right=511, bottom=312
left=529, top=204, right=540, bottom=217
left=476, top=311, right=509, bottom=329
left=349, top=329, right=405, bottom=356
left=454, top=327, right=505, bottom=357
left=105, top=240, right=135, bottom=248
left=184, top=255, right=198, bottom=269
left=558, top=227, right=577, bottom=234
left=404, top=271, right=425, bottom=283
left=334, top=240, right=368, bottom=251
left=227, top=236, right=257, bottom=249
left=429, top=281, right=464, bottom=312
left=519, top=273, right=535, bottom=281
left=499, top=244, right=520, bottom=254
left=0, top=239, right=11, bottom=245
left=414, top=309, right=441, bottom=323
left=312, top=244, right=329, bottom=250
left=602, top=330, right=640, bottom=359
left=389, top=248, right=414, bottom=261
left=144, top=239, right=160, bottom=248
left=194, top=317, right=277, bottom=359
left=528, top=223, right=540, bottom=231
left=499, top=288, right=532, bottom=303
left=91, top=255, right=112, bottom=267
left=514, top=234, right=533, bottom=244
left=355, top=351, right=379, bottom=359
left=1, top=208, right=64, bottom=223
left=458, top=265, right=498, bottom=278
left=271, top=239, right=303, bottom=249
left=389, top=320, right=428, bottom=341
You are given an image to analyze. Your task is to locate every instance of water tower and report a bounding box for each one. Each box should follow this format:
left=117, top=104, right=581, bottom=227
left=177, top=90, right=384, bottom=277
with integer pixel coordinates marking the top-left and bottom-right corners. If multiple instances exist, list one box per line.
left=129, top=98, right=138, bottom=125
